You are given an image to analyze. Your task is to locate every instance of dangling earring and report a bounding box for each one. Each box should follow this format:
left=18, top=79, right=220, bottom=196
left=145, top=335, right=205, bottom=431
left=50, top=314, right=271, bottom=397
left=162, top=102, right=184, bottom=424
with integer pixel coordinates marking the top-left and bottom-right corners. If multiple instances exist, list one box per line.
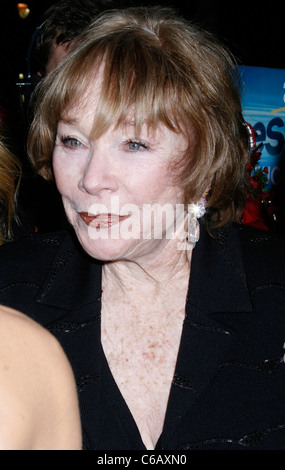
left=187, top=200, right=206, bottom=244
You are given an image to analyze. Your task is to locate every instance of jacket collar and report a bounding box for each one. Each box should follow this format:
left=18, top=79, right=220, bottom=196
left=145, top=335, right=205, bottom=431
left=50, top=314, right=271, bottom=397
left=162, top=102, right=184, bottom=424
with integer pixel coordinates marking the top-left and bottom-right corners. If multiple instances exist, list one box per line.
left=187, top=221, right=252, bottom=314
left=35, top=223, right=252, bottom=314
left=35, top=230, right=102, bottom=310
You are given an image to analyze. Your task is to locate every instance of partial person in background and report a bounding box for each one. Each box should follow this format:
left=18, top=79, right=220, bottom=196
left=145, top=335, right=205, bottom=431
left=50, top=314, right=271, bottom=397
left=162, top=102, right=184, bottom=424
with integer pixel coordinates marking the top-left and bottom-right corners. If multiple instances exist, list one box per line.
left=32, top=0, right=130, bottom=78
left=0, top=305, right=82, bottom=450
left=0, top=135, right=21, bottom=244
left=0, top=139, right=81, bottom=450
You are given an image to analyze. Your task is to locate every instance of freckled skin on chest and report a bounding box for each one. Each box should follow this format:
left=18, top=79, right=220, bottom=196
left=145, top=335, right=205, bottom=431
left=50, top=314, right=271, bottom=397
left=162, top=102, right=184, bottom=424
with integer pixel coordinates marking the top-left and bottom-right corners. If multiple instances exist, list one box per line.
left=101, top=287, right=186, bottom=449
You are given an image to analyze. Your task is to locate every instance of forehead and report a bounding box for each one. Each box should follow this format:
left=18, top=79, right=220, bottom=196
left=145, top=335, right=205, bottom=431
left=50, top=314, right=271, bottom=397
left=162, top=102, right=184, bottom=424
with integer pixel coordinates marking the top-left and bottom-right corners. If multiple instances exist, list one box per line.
left=63, top=59, right=105, bottom=109
left=61, top=58, right=182, bottom=143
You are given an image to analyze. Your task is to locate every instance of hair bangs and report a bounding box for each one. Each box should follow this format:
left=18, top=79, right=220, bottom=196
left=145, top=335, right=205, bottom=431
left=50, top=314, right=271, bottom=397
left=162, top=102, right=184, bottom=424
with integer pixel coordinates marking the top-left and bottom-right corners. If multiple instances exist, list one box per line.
left=84, top=37, right=184, bottom=139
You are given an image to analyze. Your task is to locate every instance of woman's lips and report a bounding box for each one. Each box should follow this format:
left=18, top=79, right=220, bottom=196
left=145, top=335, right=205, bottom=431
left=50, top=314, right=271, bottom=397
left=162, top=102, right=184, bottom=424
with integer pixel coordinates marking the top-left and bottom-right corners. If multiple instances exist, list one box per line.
left=79, top=212, right=130, bottom=228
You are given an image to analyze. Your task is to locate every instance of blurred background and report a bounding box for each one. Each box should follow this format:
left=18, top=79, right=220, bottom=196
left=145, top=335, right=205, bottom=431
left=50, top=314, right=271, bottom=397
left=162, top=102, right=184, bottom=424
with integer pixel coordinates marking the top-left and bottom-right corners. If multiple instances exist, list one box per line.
left=0, top=1, right=283, bottom=131
left=0, top=0, right=284, bottom=92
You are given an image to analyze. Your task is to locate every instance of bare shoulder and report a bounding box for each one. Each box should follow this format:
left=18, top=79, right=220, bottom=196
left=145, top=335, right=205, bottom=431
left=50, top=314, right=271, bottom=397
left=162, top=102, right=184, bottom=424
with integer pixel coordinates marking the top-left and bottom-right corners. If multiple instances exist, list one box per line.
left=0, top=305, right=73, bottom=382
left=0, top=305, right=82, bottom=450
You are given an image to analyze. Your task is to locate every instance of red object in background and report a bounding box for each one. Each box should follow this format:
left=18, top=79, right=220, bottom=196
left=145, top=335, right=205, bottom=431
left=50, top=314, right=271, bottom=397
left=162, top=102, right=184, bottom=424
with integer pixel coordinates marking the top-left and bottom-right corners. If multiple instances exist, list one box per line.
left=242, top=196, right=270, bottom=231
left=241, top=122, right=278, bottom=231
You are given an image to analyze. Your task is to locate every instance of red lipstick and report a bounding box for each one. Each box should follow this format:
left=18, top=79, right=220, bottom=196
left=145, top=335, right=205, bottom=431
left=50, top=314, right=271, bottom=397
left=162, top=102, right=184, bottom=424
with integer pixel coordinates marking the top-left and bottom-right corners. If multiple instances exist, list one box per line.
left=79, top=212, right=130, bottom=228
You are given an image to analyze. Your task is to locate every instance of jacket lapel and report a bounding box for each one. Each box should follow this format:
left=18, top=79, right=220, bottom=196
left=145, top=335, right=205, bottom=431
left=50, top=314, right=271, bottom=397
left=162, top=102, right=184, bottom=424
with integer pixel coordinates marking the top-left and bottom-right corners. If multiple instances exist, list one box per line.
left=162, top=223, right=253, bottom=446
left=187, top=222, right=252, bottom=313
left=34, top=231, right=102, bottom=312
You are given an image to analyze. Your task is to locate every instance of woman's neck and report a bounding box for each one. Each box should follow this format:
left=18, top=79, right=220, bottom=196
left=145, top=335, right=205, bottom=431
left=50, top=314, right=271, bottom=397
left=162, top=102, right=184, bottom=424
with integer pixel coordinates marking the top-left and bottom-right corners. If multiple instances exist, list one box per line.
left=100, top=239, right=194, bottom=449
left=102, top=238, right=194, bottom=299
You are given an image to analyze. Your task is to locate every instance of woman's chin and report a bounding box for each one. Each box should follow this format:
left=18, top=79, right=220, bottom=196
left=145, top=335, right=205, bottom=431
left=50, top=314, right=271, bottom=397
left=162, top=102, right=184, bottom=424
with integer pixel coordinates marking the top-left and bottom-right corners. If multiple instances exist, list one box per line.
left=75, top=229, right=136, bottom=262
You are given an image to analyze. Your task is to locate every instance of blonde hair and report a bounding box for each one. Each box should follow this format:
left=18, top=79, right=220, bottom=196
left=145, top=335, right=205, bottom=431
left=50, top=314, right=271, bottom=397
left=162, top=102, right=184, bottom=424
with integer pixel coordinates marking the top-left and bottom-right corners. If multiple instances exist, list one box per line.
left=28, top=6, right=250, bottom=230
left=0, top=139, right=21, bottom=244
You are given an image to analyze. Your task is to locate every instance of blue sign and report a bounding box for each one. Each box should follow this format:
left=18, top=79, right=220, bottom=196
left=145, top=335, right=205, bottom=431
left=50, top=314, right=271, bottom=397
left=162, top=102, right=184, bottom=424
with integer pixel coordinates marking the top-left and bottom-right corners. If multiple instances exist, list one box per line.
left=239, top=65, right=285, bottom=188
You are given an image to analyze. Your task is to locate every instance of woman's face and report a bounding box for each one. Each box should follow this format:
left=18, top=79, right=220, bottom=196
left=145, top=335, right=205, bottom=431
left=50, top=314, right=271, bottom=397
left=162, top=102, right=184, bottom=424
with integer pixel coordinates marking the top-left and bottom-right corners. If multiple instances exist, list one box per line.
left=52, top=77, right=188, bottom=263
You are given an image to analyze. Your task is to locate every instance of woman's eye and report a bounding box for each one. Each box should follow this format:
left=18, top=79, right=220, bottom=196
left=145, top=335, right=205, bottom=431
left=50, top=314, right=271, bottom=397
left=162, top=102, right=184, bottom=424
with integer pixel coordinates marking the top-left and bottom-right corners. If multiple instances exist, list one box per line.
left=127, top=140, right=148, bottom=152
left=61, top=136, right=82, bottom=148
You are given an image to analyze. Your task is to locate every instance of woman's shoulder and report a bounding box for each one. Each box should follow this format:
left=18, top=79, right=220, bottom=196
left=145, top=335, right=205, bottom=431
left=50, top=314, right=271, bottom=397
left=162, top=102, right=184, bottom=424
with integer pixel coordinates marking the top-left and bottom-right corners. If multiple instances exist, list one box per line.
left=234, top=223, right=285, bottom=292
left=0, top=305, right=82, bottom=450
left=0, top=304, right=71, bottom=364
left=0, top=230, right=70, bottom=254
left=236, top=223, right=285, bottom=263
left=0, top=230, right=75, bottom=280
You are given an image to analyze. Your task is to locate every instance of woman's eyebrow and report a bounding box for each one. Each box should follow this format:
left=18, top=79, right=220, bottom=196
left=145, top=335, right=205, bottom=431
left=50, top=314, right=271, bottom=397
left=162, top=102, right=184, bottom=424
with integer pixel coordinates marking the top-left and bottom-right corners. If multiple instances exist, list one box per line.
left=59, top=117, right=79, bottom=126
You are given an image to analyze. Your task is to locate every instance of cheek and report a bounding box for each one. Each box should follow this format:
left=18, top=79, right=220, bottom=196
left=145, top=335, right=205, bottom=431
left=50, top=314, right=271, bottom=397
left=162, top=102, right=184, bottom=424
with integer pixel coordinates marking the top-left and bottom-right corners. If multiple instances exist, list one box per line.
left=132, top=162, right=168, bottom=189
left=135, top=165, right=182, bottom=203
left=52, top=156, right=76, bottom=194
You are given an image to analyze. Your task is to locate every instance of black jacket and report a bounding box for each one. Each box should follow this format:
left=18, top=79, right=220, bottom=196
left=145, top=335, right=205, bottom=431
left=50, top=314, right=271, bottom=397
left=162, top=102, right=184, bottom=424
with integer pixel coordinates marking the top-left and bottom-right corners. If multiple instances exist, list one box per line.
left=0, top=223, right=284, bottom=450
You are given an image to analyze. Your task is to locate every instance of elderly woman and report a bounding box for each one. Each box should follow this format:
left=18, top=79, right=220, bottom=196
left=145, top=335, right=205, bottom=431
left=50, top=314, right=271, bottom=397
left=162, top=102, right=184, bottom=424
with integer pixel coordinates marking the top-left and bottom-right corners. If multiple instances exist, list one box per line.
left=0, top=7, right=284, bottom=450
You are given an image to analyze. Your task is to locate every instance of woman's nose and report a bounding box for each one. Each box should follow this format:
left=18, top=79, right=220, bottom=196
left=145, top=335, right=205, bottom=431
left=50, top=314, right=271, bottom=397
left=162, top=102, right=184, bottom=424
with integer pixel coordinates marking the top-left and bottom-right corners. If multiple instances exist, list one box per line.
left=79, top=146, right=118, bottom=195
